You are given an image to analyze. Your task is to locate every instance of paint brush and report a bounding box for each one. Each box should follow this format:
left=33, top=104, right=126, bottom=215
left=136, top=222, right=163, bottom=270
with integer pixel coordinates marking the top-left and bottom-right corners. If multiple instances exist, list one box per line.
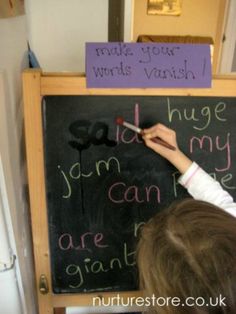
left=116, top=117, right=176, bottom=151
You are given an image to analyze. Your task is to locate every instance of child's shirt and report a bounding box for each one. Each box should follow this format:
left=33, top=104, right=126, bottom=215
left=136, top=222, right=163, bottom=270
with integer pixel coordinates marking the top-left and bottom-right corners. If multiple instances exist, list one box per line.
left=178, top=162, right=236, bottom=218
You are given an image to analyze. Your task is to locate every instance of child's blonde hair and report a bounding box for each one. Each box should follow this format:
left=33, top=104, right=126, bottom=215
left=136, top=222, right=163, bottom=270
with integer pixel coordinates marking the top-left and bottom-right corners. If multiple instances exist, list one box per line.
left=137, top=199, right=236, bottom=314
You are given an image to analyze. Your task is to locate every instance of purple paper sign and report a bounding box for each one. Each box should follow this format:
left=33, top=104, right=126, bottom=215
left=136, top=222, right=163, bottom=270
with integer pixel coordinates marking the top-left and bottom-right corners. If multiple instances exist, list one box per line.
left=86, top=42, right=211, bottom=88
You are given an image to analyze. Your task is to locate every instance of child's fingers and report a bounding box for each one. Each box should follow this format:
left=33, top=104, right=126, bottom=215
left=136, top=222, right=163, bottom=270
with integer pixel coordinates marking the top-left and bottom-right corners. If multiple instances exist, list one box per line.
left=143, top=123, right=174, bottom=138
left=143, top=137, right=164, bottom=151
left=142, top=125, right=164, bottom=139
left=156, top=123, right=173, bottom=132
left=143, top=137, right=173, bottom=158
left=143, top=123, right=170, bottom=133
left=142, top=124, right=159, bottom=134
left=143, top=125, right=170, bottom=142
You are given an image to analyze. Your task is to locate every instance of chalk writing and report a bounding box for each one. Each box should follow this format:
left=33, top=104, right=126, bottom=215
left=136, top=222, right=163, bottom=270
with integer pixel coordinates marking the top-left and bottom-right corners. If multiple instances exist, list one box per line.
left=58, top=156, right=121, bottom=198
left=69, top=120, right=116, bottom=151
left=58, top=232, right=108, bottom=252
left=65, top=243, right=135, bottom=289
left=172, top=171, right=236, bottom=198
left=116, top=103, right=142, bottom=144
left=190, top=133, right=231, bottom=172
left=167, top=98, right=227, bottom=130
left=134, top=222, right=145, bottom=238
left=43, top=95, right=236, bottom=293
left=108, top=182, right=161, bottom=204
left=220, top=173, right=236, bottom=190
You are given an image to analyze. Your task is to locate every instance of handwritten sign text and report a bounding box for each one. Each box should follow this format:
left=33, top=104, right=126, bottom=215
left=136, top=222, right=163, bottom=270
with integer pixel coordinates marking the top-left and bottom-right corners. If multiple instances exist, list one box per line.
left=86, top=43, right=211, bottom=88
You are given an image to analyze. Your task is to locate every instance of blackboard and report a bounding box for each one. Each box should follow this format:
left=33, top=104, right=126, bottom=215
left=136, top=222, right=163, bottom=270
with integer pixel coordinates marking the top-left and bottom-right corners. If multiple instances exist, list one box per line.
left=43, top=95, right=236, bottom=294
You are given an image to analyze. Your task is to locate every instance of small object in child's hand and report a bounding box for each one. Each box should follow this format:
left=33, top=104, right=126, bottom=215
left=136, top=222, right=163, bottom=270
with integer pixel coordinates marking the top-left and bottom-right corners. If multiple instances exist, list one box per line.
left=115, top=117, right=176, bottom=151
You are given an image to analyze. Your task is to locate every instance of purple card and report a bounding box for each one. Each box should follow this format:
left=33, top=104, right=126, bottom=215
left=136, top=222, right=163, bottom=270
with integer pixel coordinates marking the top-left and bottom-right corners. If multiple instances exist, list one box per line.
left=86, top=42, right=211, bottom=88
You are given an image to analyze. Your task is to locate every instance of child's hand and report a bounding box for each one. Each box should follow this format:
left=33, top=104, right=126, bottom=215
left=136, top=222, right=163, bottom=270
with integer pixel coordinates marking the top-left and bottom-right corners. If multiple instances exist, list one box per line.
left=142, top=123, right=192, bottom=174
left=142, top=123, right=178, bottom=160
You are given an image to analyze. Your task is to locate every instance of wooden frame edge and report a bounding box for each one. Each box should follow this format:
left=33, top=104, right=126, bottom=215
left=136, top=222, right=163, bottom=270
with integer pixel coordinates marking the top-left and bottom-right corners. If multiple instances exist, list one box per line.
left=23, top=68, right=236, bottom=313
left=23, top=69, right=53, bottom=314
left=40, top=72, right=236, bottom=96
left=213, top=0, right=230, bottom=74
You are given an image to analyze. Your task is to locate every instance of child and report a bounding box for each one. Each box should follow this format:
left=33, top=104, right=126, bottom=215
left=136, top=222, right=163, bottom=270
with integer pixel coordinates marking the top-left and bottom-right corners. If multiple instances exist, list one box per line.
left=137, top=123, right=236, bottom=314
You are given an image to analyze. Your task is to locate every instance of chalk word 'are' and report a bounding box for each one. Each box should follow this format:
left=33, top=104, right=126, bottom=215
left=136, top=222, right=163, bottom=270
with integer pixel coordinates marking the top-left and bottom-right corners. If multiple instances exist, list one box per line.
left=58, top=232, right=108, bottom=252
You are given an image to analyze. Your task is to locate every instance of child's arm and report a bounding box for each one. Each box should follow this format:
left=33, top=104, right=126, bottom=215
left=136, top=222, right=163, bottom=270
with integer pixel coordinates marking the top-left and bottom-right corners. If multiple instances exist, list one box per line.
left=142, top=123, right=236, bottom=218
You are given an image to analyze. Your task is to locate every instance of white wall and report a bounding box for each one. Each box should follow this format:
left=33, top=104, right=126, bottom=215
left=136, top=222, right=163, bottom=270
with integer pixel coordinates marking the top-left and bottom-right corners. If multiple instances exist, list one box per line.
left=0, top=16, right=37, bottom=314
left=124, top=0, right=134, bottom=42
left=232, top=44, right=236, bottom=72
left=0, top=151, right=23, bottom=314
left=0, top=2, right=109, bottom=312
left=25, top=0, right=109, bottom=72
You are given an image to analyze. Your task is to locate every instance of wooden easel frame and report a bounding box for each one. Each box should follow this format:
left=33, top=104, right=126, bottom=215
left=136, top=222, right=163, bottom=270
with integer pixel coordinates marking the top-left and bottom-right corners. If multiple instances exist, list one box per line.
left=23, top=69, right=236, bottom=314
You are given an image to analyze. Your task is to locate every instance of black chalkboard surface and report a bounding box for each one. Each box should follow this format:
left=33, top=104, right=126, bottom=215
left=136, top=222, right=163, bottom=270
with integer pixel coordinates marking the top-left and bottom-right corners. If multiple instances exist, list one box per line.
left=43, top=95, right=236, bottom=294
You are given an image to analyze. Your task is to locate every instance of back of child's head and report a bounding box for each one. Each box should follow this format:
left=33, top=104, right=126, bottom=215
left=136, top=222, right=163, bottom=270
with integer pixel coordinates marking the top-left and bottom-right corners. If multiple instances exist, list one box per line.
left=137, top=199, right=236, bottom=314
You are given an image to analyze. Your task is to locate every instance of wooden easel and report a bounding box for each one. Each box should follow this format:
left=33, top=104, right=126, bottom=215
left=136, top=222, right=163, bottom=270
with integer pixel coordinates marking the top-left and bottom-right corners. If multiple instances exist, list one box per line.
left=23, top=69, right=236, bottom=314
